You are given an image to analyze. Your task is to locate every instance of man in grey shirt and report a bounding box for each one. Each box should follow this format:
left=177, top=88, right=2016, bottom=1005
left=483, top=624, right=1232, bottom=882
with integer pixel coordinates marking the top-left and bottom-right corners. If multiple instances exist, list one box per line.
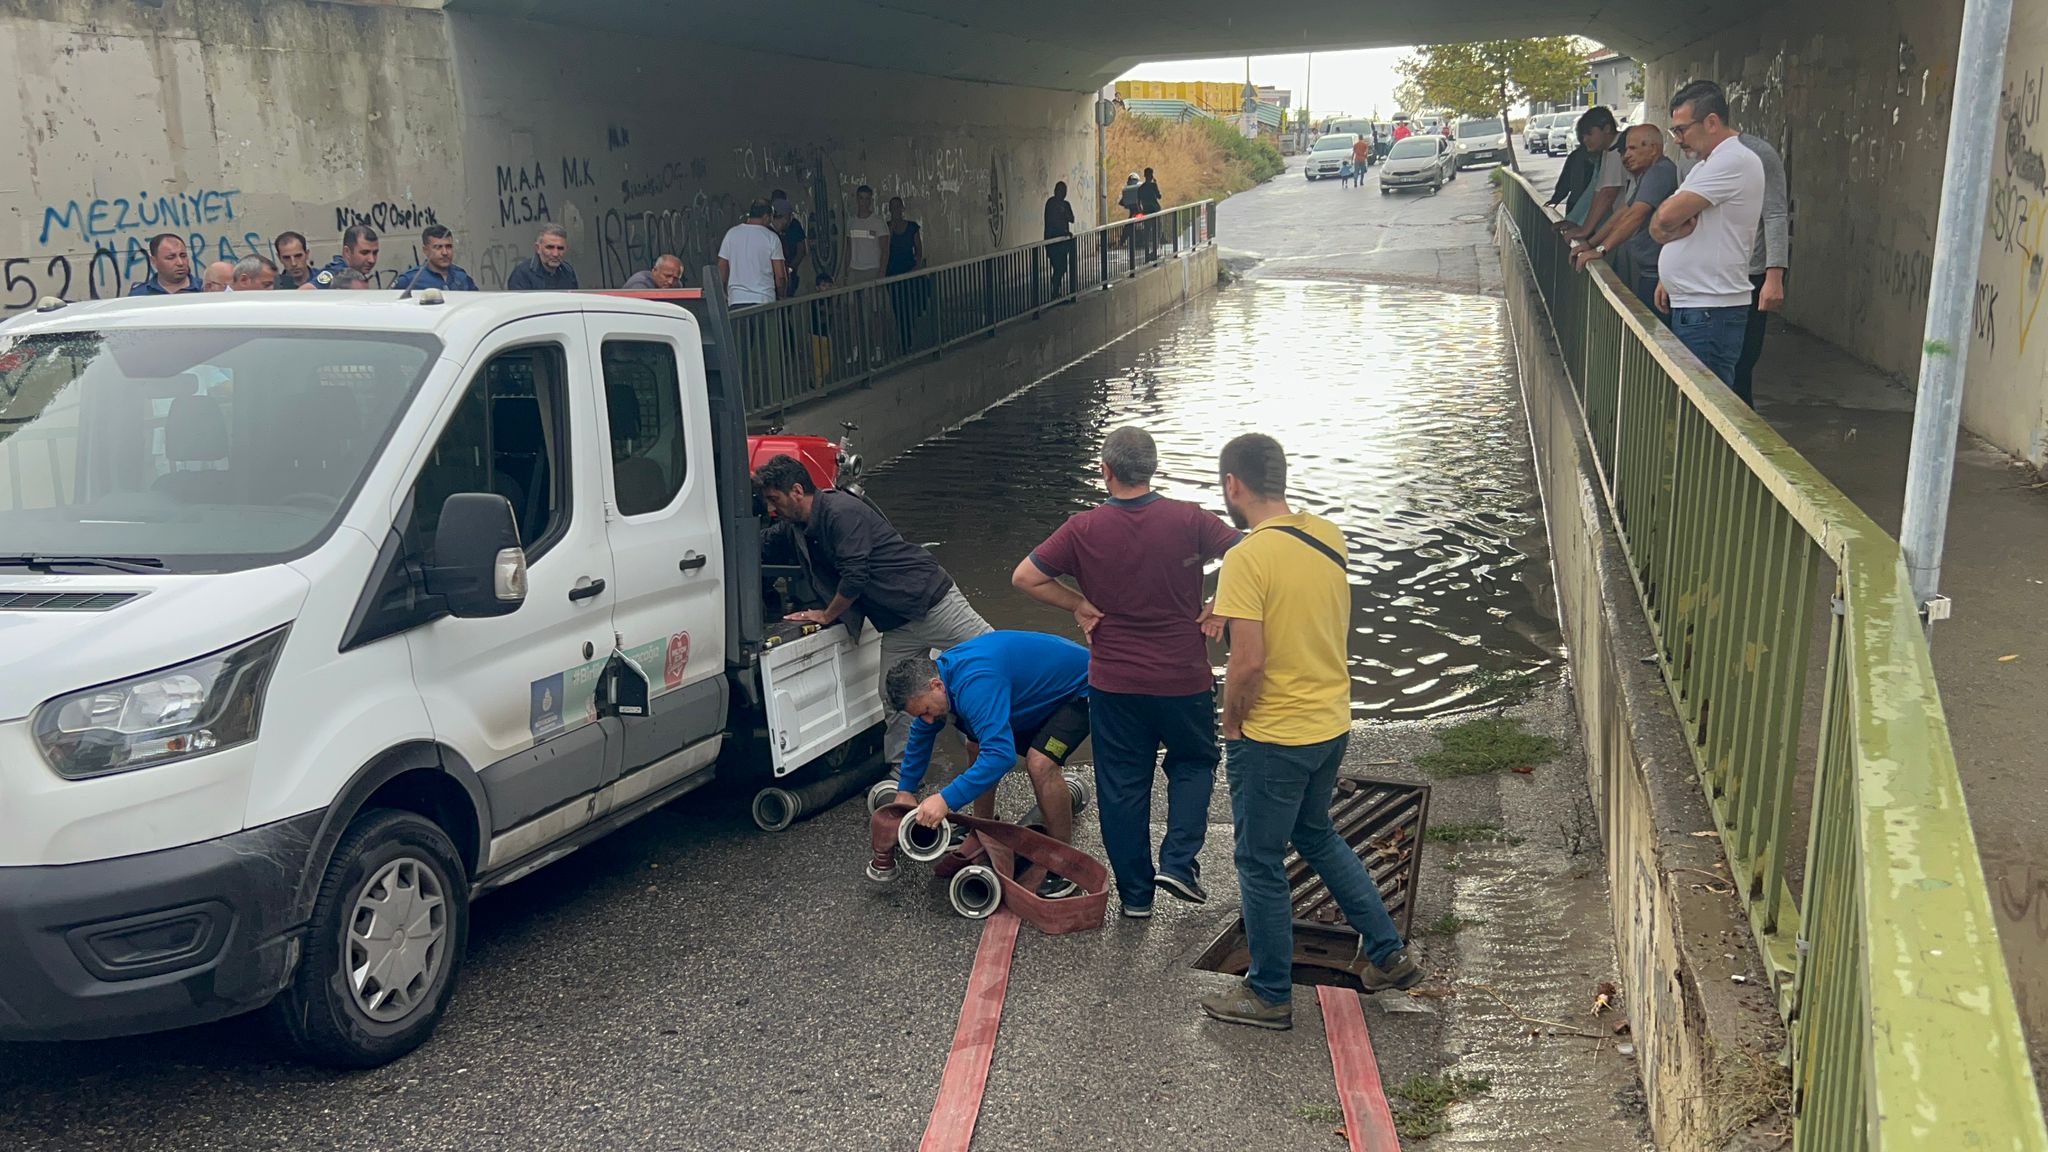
left=1734, top=127, right=1790, bottom=402
left=1572, top=123, right=1681, bottom=313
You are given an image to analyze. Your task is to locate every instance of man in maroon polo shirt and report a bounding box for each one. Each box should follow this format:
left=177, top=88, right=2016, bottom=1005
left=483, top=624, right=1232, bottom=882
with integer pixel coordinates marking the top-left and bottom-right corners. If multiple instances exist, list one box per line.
left=1012, top=425, right=1240, bottom=918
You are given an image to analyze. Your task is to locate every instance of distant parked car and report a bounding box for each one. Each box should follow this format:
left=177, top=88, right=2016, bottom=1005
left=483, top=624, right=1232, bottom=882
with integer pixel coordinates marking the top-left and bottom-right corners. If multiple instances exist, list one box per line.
left=1527, top=113, right=1567, bottom=153
left=1548, top=111, right=1577, bottom=157
left=1305, top=133, right=1361, bottom=181
left=1454, top=117, right=1512, bottom=169
left=1379, top=134, right=1457, bottom=194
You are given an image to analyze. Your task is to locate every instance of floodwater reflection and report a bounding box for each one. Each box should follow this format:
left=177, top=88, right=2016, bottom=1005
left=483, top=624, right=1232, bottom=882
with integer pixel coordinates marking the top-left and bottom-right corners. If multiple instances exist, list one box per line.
left=864, top=279, right=1558, bottom=718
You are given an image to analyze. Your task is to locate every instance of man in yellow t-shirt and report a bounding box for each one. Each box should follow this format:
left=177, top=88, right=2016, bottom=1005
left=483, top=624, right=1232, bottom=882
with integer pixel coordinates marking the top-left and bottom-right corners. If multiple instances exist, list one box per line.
left=1198, top=433, right=1422, bottom=1031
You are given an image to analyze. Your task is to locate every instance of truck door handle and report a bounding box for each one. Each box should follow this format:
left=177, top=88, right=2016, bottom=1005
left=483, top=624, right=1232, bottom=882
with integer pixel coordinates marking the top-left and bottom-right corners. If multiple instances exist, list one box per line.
left=678, top=554, right=708, bottom=572
left=568, top=578, right=607, bottom=602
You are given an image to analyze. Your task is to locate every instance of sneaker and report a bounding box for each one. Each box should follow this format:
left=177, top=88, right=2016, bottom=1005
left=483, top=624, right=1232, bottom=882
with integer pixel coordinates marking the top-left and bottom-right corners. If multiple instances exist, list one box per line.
left=1037, top=875, right=1080, bottom=900
left=1120, top=901, right=1153, bottom=920
left=1360, top=948, right=1426, bottom=993
left=1155, top=872, right=1209, bottom=905
left=1199, top=983, right=1293, bottom=1030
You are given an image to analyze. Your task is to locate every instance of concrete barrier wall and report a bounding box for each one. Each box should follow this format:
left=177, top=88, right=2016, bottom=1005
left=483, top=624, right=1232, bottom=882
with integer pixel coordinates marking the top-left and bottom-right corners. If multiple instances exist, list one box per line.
left=778, top=246, right=1218, bottom=466
left=1498, top=223, right=1787, bottom=1149
left=0, top=0, right=1095, bottom=307
left=1642, top=0, right=2048, bottom=468
left=446, top=13, right=1095, bottom=291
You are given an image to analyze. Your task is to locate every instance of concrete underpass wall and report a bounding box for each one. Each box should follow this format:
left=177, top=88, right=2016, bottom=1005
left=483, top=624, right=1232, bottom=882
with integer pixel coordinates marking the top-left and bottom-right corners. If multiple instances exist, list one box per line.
left=0, top=0, right=1095, bottom=306
left=1641, top=1, right=2048, bottom=467
left=0, top=0, right=463, bottom=307
left=1498, top=223, right=1786, bottom=1150
left=446, top=14, right=1095, bottom=291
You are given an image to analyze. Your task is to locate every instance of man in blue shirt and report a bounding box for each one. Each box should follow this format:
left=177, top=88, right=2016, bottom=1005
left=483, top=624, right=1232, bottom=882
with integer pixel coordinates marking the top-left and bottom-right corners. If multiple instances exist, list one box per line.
left=313, top=225, right=380, bottom=288
left=391, top=225, right=479, bottom=291
left=888, top=631, right=1092, bottom=889
left=127, top=233, right=200, bottom=296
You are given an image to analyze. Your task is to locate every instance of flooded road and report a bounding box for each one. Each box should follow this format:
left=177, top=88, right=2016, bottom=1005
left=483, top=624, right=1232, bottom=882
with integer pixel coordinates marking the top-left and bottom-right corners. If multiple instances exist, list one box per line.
left=867, top=277, right=1558, bottom=719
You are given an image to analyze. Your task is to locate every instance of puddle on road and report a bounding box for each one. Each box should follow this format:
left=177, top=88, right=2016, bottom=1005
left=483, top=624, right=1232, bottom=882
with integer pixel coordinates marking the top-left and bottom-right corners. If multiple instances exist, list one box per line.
left=865, top=279, right=1559, bottom=720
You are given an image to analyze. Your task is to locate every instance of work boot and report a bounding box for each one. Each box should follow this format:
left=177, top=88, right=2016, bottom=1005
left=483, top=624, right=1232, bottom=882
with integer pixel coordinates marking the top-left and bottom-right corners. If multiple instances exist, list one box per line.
left=1359, top=948, right=1425, bottom=993
left=1200, top=981, right=1293, bottom=1030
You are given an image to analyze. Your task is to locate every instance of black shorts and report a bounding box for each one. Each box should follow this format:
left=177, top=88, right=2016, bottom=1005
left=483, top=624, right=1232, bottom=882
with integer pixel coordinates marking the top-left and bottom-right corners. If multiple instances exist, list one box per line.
left=951, top=695, right=1091, bottom=765
left=1019, top=695, right=1091, bottom=766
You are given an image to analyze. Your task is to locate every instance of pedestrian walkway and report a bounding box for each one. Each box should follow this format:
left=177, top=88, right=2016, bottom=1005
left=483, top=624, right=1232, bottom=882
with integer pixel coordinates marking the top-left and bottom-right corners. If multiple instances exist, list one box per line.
left=1753, top=318, right=2048, bottom=1089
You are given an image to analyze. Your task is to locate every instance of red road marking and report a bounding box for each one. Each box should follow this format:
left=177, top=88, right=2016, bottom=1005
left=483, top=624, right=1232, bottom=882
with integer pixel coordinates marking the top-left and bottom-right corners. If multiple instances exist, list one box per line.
left=1318, top=986, right=1402, bottom=1152
left=920, top=909, right=1021, bottom=1152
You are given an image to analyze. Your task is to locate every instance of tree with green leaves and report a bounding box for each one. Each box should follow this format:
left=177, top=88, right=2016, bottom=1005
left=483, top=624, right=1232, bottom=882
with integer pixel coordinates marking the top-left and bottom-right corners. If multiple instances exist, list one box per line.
left=1396, top=38, right=1591, bottom=171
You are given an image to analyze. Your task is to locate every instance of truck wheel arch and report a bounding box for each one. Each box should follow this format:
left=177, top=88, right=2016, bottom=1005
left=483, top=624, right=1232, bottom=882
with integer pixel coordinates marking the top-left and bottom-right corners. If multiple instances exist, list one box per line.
left=289, top=743, right=491, bottom=926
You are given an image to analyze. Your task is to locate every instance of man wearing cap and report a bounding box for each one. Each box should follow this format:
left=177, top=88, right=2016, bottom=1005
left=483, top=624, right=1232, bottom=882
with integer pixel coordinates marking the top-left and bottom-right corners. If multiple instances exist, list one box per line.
left=718, top=199, right=786, bottom=308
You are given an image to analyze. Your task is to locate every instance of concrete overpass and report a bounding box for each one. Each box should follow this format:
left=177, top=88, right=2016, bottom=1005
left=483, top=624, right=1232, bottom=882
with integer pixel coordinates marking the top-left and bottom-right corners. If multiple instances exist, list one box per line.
left=444, top=0, right=1767, bottom=91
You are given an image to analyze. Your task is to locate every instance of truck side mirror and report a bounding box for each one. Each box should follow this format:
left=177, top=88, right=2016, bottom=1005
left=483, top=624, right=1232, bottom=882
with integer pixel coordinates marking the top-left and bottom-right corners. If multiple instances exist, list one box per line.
left=425, top=493, right=527, bottom=618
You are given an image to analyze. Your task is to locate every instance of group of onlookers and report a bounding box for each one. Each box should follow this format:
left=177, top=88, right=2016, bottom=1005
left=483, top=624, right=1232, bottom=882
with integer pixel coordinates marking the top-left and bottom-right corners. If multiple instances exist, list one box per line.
left=1549, top=80, right=1790, bottom=406
left=125, top=223, right=582, bottom=297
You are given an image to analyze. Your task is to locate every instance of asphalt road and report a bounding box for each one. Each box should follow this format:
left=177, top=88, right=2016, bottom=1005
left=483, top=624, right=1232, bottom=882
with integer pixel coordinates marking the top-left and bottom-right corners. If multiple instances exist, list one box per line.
left=0, top=146, right=1646, bottom=1152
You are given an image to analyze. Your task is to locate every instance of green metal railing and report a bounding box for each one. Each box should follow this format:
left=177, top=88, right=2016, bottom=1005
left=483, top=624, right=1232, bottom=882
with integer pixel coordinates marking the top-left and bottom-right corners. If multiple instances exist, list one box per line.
left=1501, top=170, right=2046, bottom=1149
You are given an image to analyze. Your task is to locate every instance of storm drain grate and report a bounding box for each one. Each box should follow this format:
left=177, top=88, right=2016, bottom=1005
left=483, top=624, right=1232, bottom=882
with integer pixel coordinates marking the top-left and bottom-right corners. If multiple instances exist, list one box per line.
left=1193, top=776, right=1429, bottom=989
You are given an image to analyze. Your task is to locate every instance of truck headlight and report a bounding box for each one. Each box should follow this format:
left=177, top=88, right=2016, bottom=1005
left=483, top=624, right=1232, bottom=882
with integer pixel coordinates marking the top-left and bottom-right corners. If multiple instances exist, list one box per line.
left=33, top=628, right=288, bottom=779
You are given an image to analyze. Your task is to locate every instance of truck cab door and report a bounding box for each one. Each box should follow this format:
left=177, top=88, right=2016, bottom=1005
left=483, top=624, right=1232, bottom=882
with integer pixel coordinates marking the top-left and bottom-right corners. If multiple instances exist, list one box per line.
left=398, top=320, right=619, bottom=848
left=584, top=317, right=728, bottom=780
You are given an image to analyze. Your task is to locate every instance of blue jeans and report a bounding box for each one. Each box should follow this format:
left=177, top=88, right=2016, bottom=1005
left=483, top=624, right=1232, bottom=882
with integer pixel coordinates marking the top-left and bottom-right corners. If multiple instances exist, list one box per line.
left=1225, top=733, right=1406, bottom=1006
left=1669, top=304, right=1751, bottom=392
left=1089, top=689, right=1217, bottom=906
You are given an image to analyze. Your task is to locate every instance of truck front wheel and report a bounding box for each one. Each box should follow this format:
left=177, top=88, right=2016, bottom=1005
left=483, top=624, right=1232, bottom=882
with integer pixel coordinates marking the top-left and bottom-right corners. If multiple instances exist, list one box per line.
left=271, top=809, right=469, bottom=1068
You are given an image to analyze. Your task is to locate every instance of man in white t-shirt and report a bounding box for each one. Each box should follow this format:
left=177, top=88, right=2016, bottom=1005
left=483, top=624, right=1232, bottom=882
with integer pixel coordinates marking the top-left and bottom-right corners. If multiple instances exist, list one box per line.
left=841, top=184, right=888, bottom=286
left=717, top=199, right=786, bottom=308
left=1651, top=80, right=1765, bottom=391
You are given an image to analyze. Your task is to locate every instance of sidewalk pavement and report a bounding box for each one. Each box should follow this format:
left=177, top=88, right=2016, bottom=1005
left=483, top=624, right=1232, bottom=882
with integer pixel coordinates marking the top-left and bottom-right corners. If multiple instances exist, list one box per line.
left=1753, top=318, right=2048, bottom=1088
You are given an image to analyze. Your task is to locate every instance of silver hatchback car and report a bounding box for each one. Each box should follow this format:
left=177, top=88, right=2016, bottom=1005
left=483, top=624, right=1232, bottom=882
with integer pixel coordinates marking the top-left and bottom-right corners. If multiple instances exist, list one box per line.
left=1378, top=134, right=1457, bottom=194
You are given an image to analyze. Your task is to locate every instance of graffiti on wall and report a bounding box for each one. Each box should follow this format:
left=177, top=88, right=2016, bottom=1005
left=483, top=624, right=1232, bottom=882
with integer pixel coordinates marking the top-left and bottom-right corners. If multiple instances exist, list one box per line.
left=335, top=201, right=440, bottom=235
left=1982, top=65, right=2048, bottom=355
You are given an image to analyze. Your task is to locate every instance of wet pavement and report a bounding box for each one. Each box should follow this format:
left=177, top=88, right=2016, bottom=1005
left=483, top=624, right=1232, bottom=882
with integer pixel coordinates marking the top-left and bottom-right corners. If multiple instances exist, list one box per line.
left=0, top=150, right=1650, bottom=1150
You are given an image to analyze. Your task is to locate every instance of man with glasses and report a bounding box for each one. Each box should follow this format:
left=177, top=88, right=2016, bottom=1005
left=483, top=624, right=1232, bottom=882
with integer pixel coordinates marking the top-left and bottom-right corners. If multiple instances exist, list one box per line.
left=1650, top=80, right=1765, bottom=390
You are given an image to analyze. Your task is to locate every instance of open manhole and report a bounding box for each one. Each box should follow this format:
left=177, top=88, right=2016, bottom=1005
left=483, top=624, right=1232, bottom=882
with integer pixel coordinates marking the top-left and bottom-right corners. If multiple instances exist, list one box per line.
left=1194, top=777, right=1429, bottom=990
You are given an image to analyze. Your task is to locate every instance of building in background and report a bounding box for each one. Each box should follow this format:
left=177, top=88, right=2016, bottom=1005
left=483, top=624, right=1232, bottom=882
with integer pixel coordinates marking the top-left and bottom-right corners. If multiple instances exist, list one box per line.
left=1115, top=80, right=1285, bottom=139
left=1585, top=48, right=1642, bottom=111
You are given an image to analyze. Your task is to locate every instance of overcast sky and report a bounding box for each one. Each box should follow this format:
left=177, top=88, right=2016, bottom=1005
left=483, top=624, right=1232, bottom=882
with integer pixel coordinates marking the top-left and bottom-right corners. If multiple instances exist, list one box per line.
left=1115, top=49, right=1412, bottom=121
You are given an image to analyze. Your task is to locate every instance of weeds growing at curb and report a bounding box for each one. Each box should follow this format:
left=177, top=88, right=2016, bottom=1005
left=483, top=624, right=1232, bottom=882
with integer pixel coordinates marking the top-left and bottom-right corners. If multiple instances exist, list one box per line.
left=1424, top=912, right=1481, bottom=937
left=1392, top=1071, right=1493, bottom=1139
left=1418, top=717, right=1559, bottom=777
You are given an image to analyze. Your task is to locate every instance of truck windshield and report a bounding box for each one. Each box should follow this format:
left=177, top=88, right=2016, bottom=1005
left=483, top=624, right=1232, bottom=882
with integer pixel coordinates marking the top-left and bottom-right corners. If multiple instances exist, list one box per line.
left=0, top=326, right=439, bottom=571
left=1458, top=119, right=1506, bottom=138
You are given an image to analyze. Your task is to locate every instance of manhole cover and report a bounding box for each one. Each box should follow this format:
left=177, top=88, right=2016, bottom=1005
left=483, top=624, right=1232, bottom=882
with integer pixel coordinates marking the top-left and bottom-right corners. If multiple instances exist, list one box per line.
left=1194, top=776, right=1428, bottom=989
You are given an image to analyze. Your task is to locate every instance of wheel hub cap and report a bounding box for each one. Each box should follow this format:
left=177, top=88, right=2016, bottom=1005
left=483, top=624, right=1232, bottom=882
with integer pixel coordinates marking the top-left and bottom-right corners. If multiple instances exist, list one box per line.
left=346, top=856, right=448, bottom=1022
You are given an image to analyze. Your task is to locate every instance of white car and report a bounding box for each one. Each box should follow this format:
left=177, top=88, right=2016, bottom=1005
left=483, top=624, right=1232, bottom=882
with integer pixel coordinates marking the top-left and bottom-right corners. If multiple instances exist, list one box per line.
left=1454, top=117, right=1511, bottom=169
left=1305, top=132, right=1362, bottom=180
left=0, top=289, right=879, bottom=1066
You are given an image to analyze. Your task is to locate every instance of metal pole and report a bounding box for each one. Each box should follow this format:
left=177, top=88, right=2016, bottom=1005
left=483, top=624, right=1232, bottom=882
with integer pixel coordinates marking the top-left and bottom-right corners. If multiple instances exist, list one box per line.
left=1096, top=94, right=1108, bottom=230
left=1899, top=0, right=2013, bottom=631
left=1304, top=52, right=1312, bottom=152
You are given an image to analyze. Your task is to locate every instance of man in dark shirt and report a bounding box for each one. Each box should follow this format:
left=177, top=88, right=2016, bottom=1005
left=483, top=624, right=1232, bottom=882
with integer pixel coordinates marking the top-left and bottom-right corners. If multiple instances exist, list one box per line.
left=771, top=190, right=807, bottom=297
left=1014, top=425, right=1239, bottom=917
left=392, top=224, right=480, bottom=291
left=312, top=225, right=380, bottom=289
left=1043, top=181, right=1077, bottom=299
left=1137, top=167, right=1164, bottom=258
left=128, top=233, right=200, bottom=296
left=507, top=224, right=579, bottom=290
left=755, top=455, right=990, bottom=771
left=273, top=231, right=314, bottom=290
